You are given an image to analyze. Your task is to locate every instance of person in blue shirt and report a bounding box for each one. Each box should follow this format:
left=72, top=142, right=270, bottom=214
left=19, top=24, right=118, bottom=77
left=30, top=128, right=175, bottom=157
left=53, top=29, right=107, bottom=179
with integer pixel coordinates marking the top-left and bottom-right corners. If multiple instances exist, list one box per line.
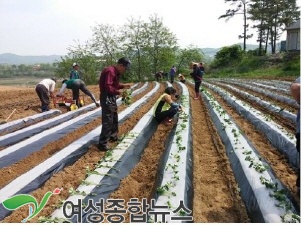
left=290, top=76, right=300, bottom=195
left=70, top=63, right=81, bottom=79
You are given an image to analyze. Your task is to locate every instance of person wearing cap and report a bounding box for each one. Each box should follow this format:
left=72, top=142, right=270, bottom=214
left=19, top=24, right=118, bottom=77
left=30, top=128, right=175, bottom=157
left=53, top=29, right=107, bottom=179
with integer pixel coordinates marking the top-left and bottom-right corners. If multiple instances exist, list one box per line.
left=70, top=63, right=81, bottom=79
left=153, top=86, right=182, bottom=126
left=98, top=57, right=131, bottom=151
left=35, top=77, right=57, bottom=112
left=56, top=79, right=99, bottom=108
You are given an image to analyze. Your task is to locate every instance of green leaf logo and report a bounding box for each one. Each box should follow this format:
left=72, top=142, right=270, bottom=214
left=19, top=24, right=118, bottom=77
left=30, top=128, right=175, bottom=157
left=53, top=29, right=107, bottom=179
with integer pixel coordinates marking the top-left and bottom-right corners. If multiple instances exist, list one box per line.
left=2, top=188, right=62, bottom=222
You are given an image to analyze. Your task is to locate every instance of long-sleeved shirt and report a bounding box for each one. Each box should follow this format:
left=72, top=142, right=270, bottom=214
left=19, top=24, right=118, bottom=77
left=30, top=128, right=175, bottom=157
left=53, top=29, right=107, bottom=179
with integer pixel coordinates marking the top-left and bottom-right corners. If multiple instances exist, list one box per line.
left=57, top=79, right=78, bottom=95
left=99, top=66, right=124, bottom=95
left=190, top=66, right=202, bottom=82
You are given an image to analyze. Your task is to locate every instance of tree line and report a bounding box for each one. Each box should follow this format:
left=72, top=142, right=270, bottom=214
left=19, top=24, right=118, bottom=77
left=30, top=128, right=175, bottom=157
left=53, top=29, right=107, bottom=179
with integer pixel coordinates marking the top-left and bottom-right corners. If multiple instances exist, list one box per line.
left=1, top=1, right=299, bottom=84
left=219, top=0, right=299, bottom=54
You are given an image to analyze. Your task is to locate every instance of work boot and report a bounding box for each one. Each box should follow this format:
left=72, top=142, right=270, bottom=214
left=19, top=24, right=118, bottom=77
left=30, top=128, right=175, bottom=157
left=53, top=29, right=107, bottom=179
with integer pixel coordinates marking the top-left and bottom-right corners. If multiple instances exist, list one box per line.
left=98, top=144, right=109, bottom=152
left=41, top=105, right=49, bottom=112
left=109, top=135, right=125, bottom=142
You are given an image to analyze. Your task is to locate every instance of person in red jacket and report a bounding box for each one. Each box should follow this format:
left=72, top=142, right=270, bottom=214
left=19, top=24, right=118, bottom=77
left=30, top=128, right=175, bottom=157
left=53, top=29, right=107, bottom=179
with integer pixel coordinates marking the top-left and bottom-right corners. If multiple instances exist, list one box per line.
left=98, top=57, right=131, bottom=151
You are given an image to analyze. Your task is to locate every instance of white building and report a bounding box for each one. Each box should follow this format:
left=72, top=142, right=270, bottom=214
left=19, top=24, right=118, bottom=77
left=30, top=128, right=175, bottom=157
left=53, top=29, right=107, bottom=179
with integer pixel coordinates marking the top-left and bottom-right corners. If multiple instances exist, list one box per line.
left=285, top=18, right=300, bottom=51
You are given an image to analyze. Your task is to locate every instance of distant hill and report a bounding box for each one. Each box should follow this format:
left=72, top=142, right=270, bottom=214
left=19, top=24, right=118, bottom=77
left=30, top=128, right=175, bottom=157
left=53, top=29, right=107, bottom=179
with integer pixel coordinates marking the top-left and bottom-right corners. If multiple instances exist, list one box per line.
left=0, top=43, right=262, bottom=65
left=0, top=53, right=63, bottom=65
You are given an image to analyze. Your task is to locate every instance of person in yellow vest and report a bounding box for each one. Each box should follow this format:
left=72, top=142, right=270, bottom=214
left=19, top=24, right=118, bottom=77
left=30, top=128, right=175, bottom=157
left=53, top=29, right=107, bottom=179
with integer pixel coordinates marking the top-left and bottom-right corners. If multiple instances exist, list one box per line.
left=153, top=86, right=181, bottom=125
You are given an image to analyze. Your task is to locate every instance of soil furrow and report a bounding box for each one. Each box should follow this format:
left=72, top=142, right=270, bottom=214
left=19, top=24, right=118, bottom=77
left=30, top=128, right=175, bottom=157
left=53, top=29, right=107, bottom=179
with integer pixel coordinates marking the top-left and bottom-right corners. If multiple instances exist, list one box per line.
left=187, top=83, right=250, bottom=222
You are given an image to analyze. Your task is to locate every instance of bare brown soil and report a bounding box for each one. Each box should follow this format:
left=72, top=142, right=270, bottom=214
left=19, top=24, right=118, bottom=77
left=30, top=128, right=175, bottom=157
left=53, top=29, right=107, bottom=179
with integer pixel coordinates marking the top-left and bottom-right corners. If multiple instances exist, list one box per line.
left=0, top=79, right=298, bottom=223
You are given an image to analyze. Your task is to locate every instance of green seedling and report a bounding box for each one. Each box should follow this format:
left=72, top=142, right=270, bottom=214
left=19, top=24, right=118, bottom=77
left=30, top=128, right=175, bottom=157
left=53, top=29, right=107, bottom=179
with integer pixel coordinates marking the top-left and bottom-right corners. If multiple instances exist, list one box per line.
left=38, top=216, right=71, bottom=223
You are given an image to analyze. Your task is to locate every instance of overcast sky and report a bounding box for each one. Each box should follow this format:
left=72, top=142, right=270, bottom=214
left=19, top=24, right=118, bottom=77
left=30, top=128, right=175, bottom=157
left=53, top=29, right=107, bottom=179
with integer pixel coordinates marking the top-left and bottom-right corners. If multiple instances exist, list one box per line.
left=1, top=0, right=300, bottom=56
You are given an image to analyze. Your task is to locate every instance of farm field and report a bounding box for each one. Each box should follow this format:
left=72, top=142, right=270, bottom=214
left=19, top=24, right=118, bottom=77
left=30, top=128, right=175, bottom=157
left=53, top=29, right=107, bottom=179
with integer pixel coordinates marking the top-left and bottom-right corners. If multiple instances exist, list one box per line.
left=0, top=78, right=299, bottom=223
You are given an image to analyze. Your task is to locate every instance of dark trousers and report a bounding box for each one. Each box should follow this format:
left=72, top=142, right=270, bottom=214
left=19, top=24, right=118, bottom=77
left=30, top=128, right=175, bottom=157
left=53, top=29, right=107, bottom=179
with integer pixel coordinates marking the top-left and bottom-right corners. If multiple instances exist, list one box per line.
left=98, top=94, right=118, bottom=146
left=194, top=81, right=201, bottom=94
left=35, top=84, right=49, bottom=109
left=71, top=80, right=96, bottom=106
left=170, top=75, right=174, bottom=83
left=154, top=107, right=178, bottom=123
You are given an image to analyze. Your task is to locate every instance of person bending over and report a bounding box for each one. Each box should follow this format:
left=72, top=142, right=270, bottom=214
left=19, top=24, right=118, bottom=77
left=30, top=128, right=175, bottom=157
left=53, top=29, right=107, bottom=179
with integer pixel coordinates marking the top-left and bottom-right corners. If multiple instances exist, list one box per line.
left=153, top=86, right=181, bottom=125
left=56, top=79, right=99, bottom=108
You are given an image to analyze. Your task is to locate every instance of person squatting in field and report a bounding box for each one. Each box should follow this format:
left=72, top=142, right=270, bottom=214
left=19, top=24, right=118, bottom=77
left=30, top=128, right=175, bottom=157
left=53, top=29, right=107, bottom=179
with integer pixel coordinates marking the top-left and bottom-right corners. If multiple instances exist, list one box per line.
left=98, top=57, right=131, bottom=151
left=178, top=73, right=186, bottom=83
left=56, top=79, right=99, bottom=108
left=290, top=76, right=300, bottom=195
left=153, top=86, right=182, bottom=125
left=155, top=71, right=163, bottom=82
left=35, top=77, right=57, bottom=112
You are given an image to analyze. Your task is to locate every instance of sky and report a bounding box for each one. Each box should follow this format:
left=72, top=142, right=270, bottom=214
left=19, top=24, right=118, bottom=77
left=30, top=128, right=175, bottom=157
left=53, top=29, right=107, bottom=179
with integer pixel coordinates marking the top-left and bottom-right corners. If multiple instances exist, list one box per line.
left=1, top=0, right=300, bottom=56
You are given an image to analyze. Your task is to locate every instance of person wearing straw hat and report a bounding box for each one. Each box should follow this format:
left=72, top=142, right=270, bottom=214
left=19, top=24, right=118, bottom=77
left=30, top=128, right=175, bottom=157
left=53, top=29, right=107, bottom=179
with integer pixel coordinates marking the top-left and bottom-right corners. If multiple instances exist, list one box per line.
left=178, top=73, right=186, bottom=83
left=190, top=63, right=202, bottom=100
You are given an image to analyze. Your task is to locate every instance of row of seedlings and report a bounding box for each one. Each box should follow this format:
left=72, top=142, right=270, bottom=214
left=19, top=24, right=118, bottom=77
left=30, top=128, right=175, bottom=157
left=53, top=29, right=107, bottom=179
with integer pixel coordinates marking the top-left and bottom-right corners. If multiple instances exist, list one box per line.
left=149, top=81, right=193, bottom=223
left=46, top=82, right=161, bottom=222
left=201, top=87, right=299, bottom=223
left=203, top=82, right=298, bottom=169
left=0, top=82, right=156, bottom=221
left=209, top=81, right=296, bottom=124
left=0, top=83, right=143, bottom=147
left=0, top=83, right=148, bottom=168
left=215, top=78, right=298, bottom=109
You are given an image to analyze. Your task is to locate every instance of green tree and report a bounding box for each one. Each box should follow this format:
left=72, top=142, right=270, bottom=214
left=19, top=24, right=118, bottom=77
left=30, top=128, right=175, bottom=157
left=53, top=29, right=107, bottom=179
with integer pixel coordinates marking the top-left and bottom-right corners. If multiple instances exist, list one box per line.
left=55, top=41, right=99, bottom=85
left=212, top=44, right=244, bottom=68
left=249, top=0, right=299, bottom=54
left=142, top=14, right=178, bottom=78
left=176, top=45, right=204, bottom=74
left=219, top=0, right=253, bottom=51
left=90, top=23, right=123, bottom=66
left=120, top=17, right=148, bottom=81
